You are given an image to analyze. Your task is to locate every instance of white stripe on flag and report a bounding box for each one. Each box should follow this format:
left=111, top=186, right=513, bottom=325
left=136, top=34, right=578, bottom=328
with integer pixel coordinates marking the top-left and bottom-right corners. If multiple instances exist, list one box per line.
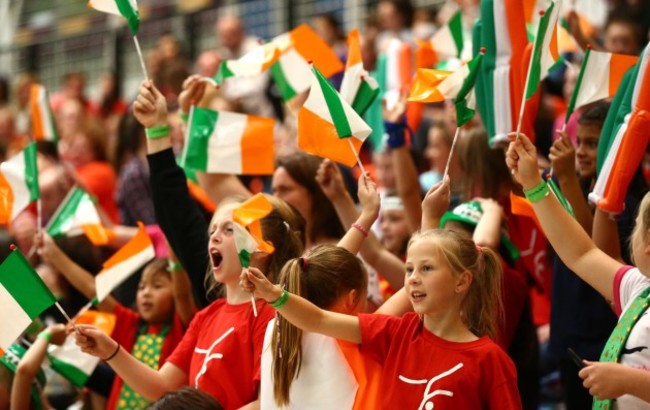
left=0, top=152, right=31, bottom=220
left=95, top=247, right=155, bottom=301
left=206, top=112, right=247, bottom=173
left=492, top=2, right=514, bottom=142
left=279, top=49, right=312, bottom=95
left=575, top=51, right=612, bottom=108
left=0, top=284, right=32, bottom=349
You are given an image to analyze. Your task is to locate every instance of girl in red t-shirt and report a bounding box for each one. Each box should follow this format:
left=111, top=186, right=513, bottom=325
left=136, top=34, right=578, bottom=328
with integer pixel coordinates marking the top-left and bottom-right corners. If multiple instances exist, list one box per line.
left=243, top=228, right=522, bottom=409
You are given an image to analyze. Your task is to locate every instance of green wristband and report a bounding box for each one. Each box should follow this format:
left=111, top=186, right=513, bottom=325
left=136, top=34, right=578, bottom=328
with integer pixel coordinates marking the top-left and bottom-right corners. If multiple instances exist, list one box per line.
left=145, top=125, right=170, bottom=139
left=270, top=289, right=289, bottom=308
left=37, top=330, right=52, bottom=343
left=524, top=180, right=550, bottom=202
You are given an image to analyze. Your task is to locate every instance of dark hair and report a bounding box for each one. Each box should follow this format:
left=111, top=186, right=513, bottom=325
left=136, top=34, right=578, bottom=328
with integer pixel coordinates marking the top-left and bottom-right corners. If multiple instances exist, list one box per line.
left=99, top=71, right=122, bottom=118
left=276, top=152, right=345, bottom=243
left=379, top=0, right=415, bottom=27
left=113, top=111, right=145, bottom=170
left=271, top=245, right=367, bottom=406
left=578, top=102, right=611, bottom=127
left=147, top=387, right=223, bottom=409
left=605, top=8, right=645, bottom=53
left=314, top=13, right=344, bottom=41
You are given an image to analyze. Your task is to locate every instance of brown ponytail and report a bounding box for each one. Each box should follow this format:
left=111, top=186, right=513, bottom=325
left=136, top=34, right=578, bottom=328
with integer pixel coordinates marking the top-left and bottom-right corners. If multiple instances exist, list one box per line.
left=271, top=245, right=367, bottom=406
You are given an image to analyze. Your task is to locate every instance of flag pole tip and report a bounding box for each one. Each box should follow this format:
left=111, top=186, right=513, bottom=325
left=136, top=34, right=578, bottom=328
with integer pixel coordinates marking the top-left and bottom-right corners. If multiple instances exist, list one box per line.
left=586, top=44, right=592, bottom=50
left=539, top=10, right=545, bottom=16
left=307, top=60, right=314, bottom=65
left=480, top=47, right=487, bottom=54
left=9, top=244, right=15, bottom=251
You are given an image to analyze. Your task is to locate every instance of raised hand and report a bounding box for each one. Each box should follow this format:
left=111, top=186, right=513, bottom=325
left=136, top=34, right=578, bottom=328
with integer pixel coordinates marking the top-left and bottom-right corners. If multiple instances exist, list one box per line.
left=382, top=90, right=408, bottom=123
left=505, top=133, right=543, bottom=190
left=316, top=159, right=348, bottom=202
left=240, top=267, right=283, bottom=303
left=357, top=173, right=380, bottom=226
left=549, top=130, right=576, bottom=179
left=421, top=176, right=451, bottom=229
left=133, top=80, right=168, bottom=129
left=74, top=324, right=120, bottom=360
left=35, top=232, right=63, bottom=266
left=48, top=323, right=68, bottom=346
left=178, top=74, right=208, bottom=114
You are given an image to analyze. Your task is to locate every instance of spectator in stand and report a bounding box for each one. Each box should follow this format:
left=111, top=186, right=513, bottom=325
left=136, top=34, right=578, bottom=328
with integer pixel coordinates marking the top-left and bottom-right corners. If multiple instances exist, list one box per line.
left=50, top=72, right=98, bottom=115
left=12, top=73, right=36, bottom=136
left=195, top=51, right=222, bottom=78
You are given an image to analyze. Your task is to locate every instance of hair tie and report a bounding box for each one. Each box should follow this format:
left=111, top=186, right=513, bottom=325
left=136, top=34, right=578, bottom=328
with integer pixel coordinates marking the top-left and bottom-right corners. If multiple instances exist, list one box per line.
left=283, top=221, right=291, bottom=231
left=476, top=245, right=483, bottom=255
left=299, top=257, right=309, bottom=270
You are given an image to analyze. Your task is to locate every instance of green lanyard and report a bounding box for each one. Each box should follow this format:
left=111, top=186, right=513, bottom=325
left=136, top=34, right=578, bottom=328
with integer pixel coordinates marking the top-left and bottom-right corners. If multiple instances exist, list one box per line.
left=593, top=286, right=650, bottom=409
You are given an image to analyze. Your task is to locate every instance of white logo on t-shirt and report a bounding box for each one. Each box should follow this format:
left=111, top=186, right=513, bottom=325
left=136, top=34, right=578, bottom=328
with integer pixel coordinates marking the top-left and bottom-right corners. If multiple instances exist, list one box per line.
left=193, top=326, right=235, bottom=387
left=398, top=362, right=464, bottom=410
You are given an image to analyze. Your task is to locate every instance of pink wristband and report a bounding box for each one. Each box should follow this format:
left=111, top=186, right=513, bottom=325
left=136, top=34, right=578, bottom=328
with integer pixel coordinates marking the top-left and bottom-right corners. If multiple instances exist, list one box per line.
left=352, top=223, right=368, bottom=237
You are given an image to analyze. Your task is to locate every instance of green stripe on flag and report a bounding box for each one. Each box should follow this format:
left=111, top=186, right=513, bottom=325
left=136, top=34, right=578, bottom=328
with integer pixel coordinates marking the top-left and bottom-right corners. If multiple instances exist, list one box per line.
left=313, top=67, right=352, bottom=138
left=115, top=0, right=140, bottom=35
left=23, top=143, right=39, bottom=201
left=455, top=53, right=483, bottom=127
left=181, top=107, right=217, bottom=172
left=351, top=80, right=380, bottom=117
left=47, top=187, right=86, bottom=237
left=473, top=3, right=496, bottom=141
left=0, top=250, right=56, bottom=318
left=449, top=11, right=464, bottom=57
left=271, top=63, right=298, bottom=101
left=525, top=1, right=555, bottom=100
left=565, top=47, right=591, bottom=124
left=48, top=356, right=90, bottom=387
left=213, top=61, right=234, bottom=84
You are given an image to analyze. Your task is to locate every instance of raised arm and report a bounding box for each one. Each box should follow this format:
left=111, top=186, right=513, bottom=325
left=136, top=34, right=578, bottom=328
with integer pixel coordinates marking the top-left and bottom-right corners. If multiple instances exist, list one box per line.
left=384, top=95, right=422, bottom=232
left=337, top=174, right=380, bottom=254
left=506, top=133, right=622, bottom=301
left=241, top=268, right=361, bottom=343
left=316, top=160, right=405, bottom=290
left=421, top=177, right=450, bottom=230
left=11, top=325, right=66, bottom=410
left=550, top=131, right=594, bottom=234
left=37, top=233, right=116, bottom=312
left=74, top=324, right=186, bottom=400
left=473, top=198, right=504, bottom=251
left=168, top=252, right=198, bottom=327
left=135, top=80, right=211, bottom=308
left=593, top=208, right=625, bottom=264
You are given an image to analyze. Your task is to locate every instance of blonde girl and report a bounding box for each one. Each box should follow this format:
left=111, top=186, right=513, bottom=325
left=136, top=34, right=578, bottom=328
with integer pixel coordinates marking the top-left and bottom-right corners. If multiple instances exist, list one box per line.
left=243, top=229, right=521, bottom=409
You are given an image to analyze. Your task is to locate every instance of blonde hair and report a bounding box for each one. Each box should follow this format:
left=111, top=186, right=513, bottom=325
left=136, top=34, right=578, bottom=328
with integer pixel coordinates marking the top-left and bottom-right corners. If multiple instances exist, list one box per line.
left=204, top=194, right=306, bottom=299
left=631, top=192, right=650, bottom=264
left=408, top=229, right=503, bottom=340
left=271, top=245, right=367, bottom=406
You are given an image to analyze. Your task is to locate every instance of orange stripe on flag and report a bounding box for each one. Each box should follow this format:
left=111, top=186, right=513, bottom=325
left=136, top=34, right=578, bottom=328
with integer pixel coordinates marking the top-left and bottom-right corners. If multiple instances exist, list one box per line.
left=608, top=54, right=639, bottom=96
left=102, top=223, right=151, bottom=270
left=75, top=310, right=116, bottom=335
left=187, top=180, right=217, bottom=213
left=549, top=26, right=559, bottom=61
left=408, top=69, right=452, bottom=102
left=291, top=24, right=344, bottom=78
left=510, top=191, right=542, bottom=231
left=0, top=173, right=14, bottom=225
left=81, top=224, right=113, bottom=246
left=346, top=29, right=363, bottom=67
left=298, top=108, right=363, bottom=168
left=523, top=0, right=537, bottom=23
left=415, top=39, right=438, bottom=69
left=241, top=117, right=275, bottom=175
left=29, top=86, right=45, bottom=140
left=0, top=347, right=5, bottom=358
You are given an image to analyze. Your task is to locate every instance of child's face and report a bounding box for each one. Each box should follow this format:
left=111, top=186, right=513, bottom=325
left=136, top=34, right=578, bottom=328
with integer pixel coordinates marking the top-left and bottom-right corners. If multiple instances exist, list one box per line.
left=208, top=211, right=243, bottom=285
left=575, top=123, right=600, bottom=179
left=136, top=270, right=174, bottom=325
left=380, top=209, right=410, bottom=255
left=405, top=238, right=461, bottom=316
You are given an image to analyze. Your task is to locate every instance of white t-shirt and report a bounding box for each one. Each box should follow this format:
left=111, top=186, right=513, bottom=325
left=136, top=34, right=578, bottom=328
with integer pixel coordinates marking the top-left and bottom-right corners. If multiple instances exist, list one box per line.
left=260, top=319, right=358, bottom=409
left=612, top=266, right=650, bottom=409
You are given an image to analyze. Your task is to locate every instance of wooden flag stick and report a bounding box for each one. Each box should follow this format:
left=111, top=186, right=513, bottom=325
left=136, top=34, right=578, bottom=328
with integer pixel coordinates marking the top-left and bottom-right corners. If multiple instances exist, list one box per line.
left=55, top=301, right=79, bottom=333
left=36, top=198, right=42, bottom=236
left=133, top=35, right=150, bottom=82
left=347, top=138, right=367, bottom=175
left=251, top=295, right=258, bottom=317
left=443, top=127, right=462, bottom=181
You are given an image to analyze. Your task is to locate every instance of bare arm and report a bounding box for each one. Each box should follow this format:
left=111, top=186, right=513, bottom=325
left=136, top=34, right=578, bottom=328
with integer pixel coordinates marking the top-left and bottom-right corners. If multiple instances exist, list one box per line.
left=169, top=257, right=198, bottom=327
left=421, top=178, right=450, bottom=230
left=337, top=174, right=380, bottom=254
left=242, top=268, right=362, bottom=343
left=74, top=325, right=186, bottom=400
left=37, top=233, right=116, bottom=312
left=473, top=198, right=504, bottom=251
left=593, top=209, right=625, bottom=264
left=550, top=132, right=593, bottom=234
left=506, top=133, right=622, bottom=301
left=376, top=288, right=412, bottom=316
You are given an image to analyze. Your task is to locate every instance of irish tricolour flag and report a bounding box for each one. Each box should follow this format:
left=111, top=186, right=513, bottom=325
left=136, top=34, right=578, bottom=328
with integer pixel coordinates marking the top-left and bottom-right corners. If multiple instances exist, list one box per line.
left=181, top=107, right=275, bottom=175
left=95, top=223, right=154, bottom=302
left=30, top=84, right=59, bottom=142
left=232, top=194, right=275, bottom=268
left=339, top=29, right=379, bottom=117
left=298, top=66, right=371, bottom=167
left=214, top=43, right=280, bottom=84
left=88, top=0, right=139, bottom=35
left=409, top=50, right=484, bottom=127
left=48, top=310, right=115, bottom=387
left=46, top=186, right=113, bottom=245
left=270, top=24, right=344, bottom=101
left=0, top=248, right=56, bottom=357
left=524, top=0, right=563, bottom=99
left=0, top=143, right=39, bottom=225
left=416, top=10, right=464, bottom=68
left=564, top=47, right=638, bottom=123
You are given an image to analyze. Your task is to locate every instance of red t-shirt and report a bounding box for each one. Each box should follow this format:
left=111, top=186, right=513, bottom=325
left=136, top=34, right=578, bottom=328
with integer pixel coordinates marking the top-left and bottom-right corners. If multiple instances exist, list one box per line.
left=167, top=299, right=274, bottom=409
left=359, top=313, right=521, bottom=410
left=107, top=303, right=185, bottom=410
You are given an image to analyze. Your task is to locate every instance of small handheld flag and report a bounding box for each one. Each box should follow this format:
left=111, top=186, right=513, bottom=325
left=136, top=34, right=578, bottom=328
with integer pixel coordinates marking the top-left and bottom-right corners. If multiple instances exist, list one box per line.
left=0, top=143, right=39, bottom=225
left=340, top=29, right=380, bottom=116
